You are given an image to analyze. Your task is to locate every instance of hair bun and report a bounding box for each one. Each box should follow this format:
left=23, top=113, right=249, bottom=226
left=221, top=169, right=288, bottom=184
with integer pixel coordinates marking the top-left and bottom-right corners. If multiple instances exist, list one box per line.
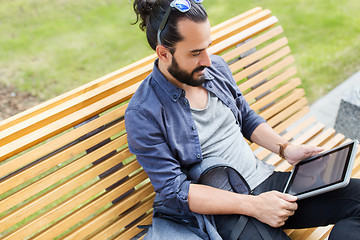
left=133, top=0, right=156, bottom=31
left=137, top=0, right=154, bottom=15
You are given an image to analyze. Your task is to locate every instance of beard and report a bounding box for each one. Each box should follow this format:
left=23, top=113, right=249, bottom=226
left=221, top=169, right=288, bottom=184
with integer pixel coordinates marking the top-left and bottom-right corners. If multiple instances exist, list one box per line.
left=167, top=56, right=207, bottom=87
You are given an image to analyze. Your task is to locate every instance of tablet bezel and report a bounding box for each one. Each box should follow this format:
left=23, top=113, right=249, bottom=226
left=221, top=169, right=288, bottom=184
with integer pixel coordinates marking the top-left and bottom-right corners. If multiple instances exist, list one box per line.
left=283, top=140, right=358, bottom=200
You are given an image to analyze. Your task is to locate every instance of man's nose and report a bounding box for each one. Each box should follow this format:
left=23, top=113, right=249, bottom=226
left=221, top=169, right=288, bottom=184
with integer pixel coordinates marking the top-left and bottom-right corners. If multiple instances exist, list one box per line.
left=200, top=50, right=212, bottom=67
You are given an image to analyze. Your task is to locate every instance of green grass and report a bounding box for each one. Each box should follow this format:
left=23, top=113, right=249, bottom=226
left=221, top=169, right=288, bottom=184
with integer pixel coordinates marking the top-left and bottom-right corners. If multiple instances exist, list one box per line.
left=1, top=0, right=359, bottom=102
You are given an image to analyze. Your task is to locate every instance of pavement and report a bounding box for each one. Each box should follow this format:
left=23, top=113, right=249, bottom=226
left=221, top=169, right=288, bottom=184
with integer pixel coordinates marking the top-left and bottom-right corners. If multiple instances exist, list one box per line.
left=307, top=70, right=360, bottom=129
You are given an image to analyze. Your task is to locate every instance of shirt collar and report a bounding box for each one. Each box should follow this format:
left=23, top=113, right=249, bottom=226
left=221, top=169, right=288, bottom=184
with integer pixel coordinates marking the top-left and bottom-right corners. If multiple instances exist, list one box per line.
left=152, top=59, right=214, bottom=102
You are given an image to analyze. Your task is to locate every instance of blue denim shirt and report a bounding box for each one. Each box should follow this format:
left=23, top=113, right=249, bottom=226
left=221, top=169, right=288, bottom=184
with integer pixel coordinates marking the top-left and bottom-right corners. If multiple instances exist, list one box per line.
left=125, top=55, right=266, bottom=213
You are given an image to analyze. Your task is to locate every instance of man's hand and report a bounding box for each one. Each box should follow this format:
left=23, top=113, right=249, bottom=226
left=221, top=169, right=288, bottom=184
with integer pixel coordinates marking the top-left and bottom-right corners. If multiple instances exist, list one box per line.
left=249, top=123, right=324, bottom=165
left=251, top=191, right=298, bottom=228
left=284, top=144, right=324, bottom=165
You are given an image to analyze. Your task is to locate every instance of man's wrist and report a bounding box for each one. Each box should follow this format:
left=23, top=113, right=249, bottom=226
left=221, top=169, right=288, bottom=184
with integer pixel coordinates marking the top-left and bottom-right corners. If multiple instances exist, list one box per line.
left=276, top=142, right=291, bottom=159
left=233, top=194, right=257, bottom=216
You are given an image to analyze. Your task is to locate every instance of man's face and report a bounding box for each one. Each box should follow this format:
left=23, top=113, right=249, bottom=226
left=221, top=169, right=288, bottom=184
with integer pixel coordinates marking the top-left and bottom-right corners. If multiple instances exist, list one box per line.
left=167, top=18, right=212, bottom=87
left=167, top=55, right=207, bottom=86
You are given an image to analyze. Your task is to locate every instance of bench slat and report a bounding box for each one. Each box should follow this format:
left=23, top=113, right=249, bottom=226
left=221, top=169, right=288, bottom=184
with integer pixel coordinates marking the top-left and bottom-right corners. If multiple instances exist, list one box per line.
left=0, top=121, right=127, bottom=196
left=0, top=147, right=133, bottom=222
left=0, top=149, right=137, bottom=233
left=274, top=106, right=310, bottom=134
left=28, top=162, right=144, bottom=240
left=0, top=73, right=141, bottom=150
left=5, top=165, right=146, bottom=240
left=210, top=7, right=263, bottom=34
left=0, top=104, right=127, bottom=180
left=267, top=97, right=307, bottom=127
left=299, top=226, right=332, bottom=240
left=244, top=66, right=297, bottom=102
left=308, top=128, right=336, bottom=147
left=209, top=16, right=279, bottom=56
left=0, top=52, right=152, bottom=132
left=282, top=116, right=317, bottom=142
left=0, top=82, right=139, bottom=162
left=237, top=52, right=294, bottom=92
left=291, top=228, right=317, bottom=240
left=89, top=196, right=154, bottom=240
left=352, top=149, right=360, bottom=177
left=211, top=9, right=272, bottom=45
left=285, top=229, right=307, bottom=239
left=250, top=77, right=301, bottom=111
left=260, top=88, right=305, bottom=120
left=229, top=38, right=288, bottom=73
left=321, top=133, right=346, bottom=150
left=221, top=25, right=284, bottom=62
left=114, top=212, right=152, bottom=240
left=62, top=184, right=154, bottom=240
left=292, top=123, right=325, bottom=146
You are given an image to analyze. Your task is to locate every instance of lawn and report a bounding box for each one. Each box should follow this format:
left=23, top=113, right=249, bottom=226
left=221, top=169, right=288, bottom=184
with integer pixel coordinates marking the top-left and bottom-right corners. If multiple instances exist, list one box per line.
left=1, top=0, right=359, bottom=103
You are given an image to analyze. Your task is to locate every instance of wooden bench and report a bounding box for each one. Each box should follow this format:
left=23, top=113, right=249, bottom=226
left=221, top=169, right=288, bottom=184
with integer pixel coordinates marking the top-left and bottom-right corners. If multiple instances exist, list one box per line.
left=0, top=7, right=359, bottom=240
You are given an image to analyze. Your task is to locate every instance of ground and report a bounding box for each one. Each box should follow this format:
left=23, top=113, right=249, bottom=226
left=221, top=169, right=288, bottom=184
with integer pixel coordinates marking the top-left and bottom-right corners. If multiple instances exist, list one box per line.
left=0, top=84, right=41, bottom=121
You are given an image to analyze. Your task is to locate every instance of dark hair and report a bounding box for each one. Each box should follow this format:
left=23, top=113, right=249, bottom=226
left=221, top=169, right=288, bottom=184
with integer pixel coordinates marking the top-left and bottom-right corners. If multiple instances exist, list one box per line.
left=133, top=0, right=208, bottom=52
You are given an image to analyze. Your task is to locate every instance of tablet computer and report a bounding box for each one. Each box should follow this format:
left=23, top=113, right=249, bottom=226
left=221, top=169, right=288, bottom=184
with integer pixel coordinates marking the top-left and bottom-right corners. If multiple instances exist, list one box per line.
left=283, top=140, right=358, bottom=200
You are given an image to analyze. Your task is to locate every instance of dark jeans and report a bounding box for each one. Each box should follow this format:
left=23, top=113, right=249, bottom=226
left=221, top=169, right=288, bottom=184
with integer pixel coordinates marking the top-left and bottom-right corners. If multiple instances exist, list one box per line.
left=215, top=172, right=360, bottom=239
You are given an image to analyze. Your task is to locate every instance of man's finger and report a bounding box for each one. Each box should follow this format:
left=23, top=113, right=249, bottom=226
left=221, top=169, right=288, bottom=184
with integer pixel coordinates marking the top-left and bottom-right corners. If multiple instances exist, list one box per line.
left=277, top=192, right=298, bottom=202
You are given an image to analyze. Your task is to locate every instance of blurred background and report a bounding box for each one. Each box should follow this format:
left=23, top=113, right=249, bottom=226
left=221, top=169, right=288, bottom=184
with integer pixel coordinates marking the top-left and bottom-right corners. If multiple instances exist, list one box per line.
left=1, top=0, right=359, bottom=119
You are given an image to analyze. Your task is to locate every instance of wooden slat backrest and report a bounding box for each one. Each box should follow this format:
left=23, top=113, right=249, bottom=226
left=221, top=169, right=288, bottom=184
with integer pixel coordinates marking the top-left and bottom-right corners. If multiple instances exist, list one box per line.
left=0, top=7, right=265, bottom=133
left=0, top=7, right=359, bottom=240
left=0, top=7, right=274, bottom=162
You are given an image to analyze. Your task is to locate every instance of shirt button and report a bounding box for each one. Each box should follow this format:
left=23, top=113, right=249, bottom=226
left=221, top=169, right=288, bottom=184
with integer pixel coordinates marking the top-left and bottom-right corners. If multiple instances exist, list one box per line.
left=197, top=154, right=201, bottom=159
left=192, top=125, right=196, bottom=130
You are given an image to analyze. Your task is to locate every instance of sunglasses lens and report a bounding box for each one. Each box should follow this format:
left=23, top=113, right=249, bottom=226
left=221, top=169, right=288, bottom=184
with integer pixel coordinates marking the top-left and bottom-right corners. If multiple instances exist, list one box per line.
left=172, top=0, right=191, bottom=12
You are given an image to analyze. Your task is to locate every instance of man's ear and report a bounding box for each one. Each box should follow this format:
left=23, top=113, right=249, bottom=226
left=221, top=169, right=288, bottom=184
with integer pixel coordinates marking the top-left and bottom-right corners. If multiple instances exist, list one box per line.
left=156, top=45, right=172, bottom=63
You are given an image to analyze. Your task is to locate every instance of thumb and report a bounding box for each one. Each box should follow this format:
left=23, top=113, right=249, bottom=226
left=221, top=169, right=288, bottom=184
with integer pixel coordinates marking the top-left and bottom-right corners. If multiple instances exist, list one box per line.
left=311, top=146, right=324, bottom=155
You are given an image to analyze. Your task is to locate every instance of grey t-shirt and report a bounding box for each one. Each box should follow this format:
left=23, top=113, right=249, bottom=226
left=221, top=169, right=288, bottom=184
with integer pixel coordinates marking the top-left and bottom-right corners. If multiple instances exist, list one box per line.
left=191, top=91, right=274, bottom=190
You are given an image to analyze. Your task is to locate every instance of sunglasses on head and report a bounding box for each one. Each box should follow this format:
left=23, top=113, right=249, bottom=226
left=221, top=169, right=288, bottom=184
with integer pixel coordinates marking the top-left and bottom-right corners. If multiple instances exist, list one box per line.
left=157, top=0, right=203, bottom=46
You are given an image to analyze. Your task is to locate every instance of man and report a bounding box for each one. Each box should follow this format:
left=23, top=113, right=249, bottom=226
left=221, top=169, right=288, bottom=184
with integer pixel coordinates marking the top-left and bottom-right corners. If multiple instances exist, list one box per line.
left=125, top=0, right=360, bottom=239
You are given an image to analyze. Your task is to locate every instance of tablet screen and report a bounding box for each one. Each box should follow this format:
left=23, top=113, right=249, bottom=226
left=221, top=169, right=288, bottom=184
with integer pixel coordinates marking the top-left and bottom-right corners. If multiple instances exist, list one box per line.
left=285, top=144, right=352, bottom=196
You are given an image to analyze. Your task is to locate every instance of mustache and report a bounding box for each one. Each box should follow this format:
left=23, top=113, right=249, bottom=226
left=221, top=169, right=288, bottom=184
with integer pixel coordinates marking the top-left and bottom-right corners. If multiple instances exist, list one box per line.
left=192, top=66, right=207, bottom=74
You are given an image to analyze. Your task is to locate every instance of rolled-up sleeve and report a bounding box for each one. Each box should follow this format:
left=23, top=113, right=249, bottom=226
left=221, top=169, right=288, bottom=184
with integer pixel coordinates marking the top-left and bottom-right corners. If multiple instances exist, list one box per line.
left=125, top=108, right=191, bottom=211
